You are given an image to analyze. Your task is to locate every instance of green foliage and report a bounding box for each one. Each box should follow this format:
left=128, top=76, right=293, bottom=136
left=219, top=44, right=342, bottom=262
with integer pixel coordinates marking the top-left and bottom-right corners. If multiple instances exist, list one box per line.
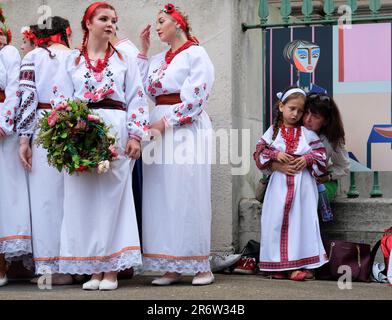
left=35, top=99, right=118, bottom=175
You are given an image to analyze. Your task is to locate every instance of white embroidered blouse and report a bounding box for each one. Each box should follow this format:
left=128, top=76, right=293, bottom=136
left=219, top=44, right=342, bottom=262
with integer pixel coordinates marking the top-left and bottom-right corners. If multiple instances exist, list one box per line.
left=16, top=47, right=73, bottom=138
left=0, top=45, right=21, bottom=135
left=139, top=45, right=214, bottom=127
left=65, top=49, right=150, bottom=140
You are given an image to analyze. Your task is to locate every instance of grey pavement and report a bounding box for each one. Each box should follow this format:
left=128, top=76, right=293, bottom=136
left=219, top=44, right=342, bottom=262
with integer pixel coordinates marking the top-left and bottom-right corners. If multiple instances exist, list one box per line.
left=0, top=274, right=391, bottom=300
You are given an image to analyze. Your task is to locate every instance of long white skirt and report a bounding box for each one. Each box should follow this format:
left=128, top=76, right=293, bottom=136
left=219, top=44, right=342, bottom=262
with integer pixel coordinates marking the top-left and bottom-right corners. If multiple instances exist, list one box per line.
left=0, top=134, right=32, bottom=265
left=142, top=105, right=212, bottom=274
left=259, top=169, right=328, bottom=272
left=58, top=109, right=142, bottom=275
left=29, top=110, right=64, bottom=274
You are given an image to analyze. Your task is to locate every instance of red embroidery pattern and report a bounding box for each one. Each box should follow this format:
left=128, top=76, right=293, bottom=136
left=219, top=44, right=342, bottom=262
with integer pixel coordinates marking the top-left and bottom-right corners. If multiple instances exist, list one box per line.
left=259, top=255, right=321, bottom=270
left=165, top=40, right=196, bottom=65
left=280, top=125, right=301, bottom=154
left=280, top=174, right=295, bottom=262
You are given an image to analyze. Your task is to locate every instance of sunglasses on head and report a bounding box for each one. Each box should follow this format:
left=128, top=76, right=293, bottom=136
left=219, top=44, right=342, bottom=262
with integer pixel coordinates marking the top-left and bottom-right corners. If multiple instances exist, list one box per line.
left=307, top=93, right=331, bottom=102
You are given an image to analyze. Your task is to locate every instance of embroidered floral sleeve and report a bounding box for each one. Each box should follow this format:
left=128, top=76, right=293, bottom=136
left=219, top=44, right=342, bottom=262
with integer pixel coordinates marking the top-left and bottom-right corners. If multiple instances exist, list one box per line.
left=253, top=126, right=279, bottom=171
left=304, top=129, right=327, bottom=177
left=164, top=48, right=215, bottom=127
left=0, top=45, right=21, bottom=136
left=125, top=55, right=150, bottom=140
left=15, top=52, right=38, bottom=139
left=136, top=53, right=149, bottom=86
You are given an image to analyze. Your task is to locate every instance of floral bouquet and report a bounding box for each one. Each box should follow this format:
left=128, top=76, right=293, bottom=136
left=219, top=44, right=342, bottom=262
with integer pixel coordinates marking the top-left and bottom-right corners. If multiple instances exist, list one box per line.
left=35, top=99, right=119, bottom=175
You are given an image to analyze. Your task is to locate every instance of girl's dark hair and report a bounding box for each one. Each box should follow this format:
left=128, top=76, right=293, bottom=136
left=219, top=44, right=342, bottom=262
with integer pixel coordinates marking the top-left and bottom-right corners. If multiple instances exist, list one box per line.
left=305, top=93, right=345, bottom=150
left=31, top=16, right=71, bottom=58
left=272, top=86, right=306, bottom=140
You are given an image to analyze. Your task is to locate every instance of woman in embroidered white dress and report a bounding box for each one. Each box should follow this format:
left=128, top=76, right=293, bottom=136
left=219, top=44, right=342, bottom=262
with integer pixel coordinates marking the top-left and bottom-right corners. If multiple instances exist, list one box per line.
left=17, top=17, right=74, bottom=285
left=253, top=87, right=328, bottom=281
left=139, top=3, right=215, bottom=286
left=0, top=14, right=32, bottom=287
left=58, top=2, right=149, bottom=291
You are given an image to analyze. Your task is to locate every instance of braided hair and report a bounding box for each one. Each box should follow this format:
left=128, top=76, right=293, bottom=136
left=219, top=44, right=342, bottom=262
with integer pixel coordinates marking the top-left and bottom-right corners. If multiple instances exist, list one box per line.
left=31, top=16, right=71, bottom=58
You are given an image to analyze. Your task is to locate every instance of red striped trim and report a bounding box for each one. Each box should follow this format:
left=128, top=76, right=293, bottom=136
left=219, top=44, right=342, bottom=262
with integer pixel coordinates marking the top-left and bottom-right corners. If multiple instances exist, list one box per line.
left=259, top=255, right=321, bottom=270
left=304, top=153, right=314, bottom=167
left=143, top=253, right=209, bottom=261
left=137, top=53, right=148, bottom=60
left=339, top=27, right=345, bottom=82
left=309, top=139, right=322, bottom=146
left=33, top=246, right=140, bottom=262
left=0, top=235, right=32, bottom=241
left=280, top=175, right=295, bottom=262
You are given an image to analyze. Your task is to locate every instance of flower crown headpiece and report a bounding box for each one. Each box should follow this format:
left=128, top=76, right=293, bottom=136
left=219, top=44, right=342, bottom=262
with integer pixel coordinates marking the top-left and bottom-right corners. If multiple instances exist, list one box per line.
left=21, top=26, right=37, bottom=43
left=161, top=3, right=188, bottom=33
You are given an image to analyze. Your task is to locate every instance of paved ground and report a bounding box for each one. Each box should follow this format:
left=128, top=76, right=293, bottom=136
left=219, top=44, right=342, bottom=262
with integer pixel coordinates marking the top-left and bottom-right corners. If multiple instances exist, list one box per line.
left=0, top=273, right=390, bottom=300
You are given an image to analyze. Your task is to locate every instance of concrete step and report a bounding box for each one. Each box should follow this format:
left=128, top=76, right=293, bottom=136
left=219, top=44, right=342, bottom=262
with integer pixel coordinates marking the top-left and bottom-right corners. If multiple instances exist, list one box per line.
left=238, top=197, right=392, bottom=260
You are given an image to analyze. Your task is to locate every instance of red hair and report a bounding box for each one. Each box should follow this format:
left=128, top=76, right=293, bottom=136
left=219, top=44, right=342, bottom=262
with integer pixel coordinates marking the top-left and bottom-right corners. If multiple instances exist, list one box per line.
left=76, top=2, right=122, bottom=65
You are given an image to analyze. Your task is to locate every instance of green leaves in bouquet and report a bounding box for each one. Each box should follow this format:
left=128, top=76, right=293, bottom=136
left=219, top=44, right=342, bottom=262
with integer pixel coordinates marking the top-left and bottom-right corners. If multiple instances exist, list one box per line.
left=35, top=99, right=118, bottom=175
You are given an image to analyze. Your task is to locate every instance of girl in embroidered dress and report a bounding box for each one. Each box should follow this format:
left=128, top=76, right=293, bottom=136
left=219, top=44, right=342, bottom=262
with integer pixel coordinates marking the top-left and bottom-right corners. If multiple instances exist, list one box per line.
left=254, top=87, right=328, bottom=281
left=16, top=16, right=75, bottom=285
left=58, top=2, right=149, bottom=291
left=139, top=3, right=215, bottom=286
left=0, top=8, right=32, bottom=287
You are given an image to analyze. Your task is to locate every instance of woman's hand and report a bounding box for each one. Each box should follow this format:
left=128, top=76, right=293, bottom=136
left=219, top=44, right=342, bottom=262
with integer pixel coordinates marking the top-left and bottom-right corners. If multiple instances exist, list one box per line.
left=149, top=118, right=166, bottom=139
left=290, top=156, right=307, bottom=172
left=270, top=161, right=299, bottom=176
left=19, top=138, right=32, bottom=171
left=316, top=174, right=331, bottom=184
left=139, top=24, right=151, bottom=57
left=277, top=152, right=294, bottom=163
left=125, top=139, right=141, bottom=160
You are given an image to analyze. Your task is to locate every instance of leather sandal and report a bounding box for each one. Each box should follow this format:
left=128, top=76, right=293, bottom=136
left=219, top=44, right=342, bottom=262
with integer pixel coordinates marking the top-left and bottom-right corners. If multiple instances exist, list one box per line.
left=272, top=272, right=288, bottom=280
left=289, top=270, right=307, bottom=281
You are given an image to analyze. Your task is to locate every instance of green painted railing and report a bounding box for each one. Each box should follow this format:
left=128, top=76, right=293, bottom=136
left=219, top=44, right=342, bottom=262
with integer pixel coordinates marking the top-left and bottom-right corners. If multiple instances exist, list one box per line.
left=242, top=0, right=392, bottom=30
left=243, top=0, right=392, bottom=198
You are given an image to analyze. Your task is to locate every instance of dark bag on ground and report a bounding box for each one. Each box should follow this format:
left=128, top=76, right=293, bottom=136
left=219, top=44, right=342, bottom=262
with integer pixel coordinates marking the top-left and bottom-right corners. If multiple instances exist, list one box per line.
left=316, top=239, right=379, bottom=282
left=255, top=176, right=270, bottom=203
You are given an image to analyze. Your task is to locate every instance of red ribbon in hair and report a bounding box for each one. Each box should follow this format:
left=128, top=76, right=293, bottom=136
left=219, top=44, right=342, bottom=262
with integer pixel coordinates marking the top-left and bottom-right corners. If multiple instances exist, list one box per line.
left=35, top=26, right=72, bottom=46
left=0, top=28, right=12, bottom=44
left=83, top=2, right=116, bottom=26
left=162, top=3, right=188, bottom=33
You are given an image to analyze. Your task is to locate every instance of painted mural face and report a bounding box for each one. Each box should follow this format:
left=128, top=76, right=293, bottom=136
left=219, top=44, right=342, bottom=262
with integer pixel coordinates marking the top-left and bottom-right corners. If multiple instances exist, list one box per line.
left=293, top=45, right=320, bottom=73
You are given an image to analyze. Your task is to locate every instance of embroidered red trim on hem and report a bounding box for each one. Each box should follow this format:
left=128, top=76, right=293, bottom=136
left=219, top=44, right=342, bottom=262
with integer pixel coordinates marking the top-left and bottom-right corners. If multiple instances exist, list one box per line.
left=259, top=255, right=322, bottom=269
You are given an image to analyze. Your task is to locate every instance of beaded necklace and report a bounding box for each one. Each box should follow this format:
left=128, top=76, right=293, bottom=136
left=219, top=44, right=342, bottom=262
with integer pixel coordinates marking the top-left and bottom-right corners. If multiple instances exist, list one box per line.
left=165, top=40, right=195, bottom=65
left=83, top=45, right=111, bottom=74
left=280, top=124, right=302, bottom=154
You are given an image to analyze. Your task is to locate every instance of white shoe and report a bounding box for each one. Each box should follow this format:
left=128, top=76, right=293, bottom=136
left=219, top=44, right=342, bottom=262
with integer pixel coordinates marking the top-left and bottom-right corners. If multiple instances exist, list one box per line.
left=209, top=253, right=242, bottom=272
left=192, top=272, right=215, bottom=286
left=151, top=276, right=181, bottom=286
left=82, top=279, right=101, bottom=290
left=99, top=279, right=118, bottom=291
left=0, top=276, right=8, bottom=287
